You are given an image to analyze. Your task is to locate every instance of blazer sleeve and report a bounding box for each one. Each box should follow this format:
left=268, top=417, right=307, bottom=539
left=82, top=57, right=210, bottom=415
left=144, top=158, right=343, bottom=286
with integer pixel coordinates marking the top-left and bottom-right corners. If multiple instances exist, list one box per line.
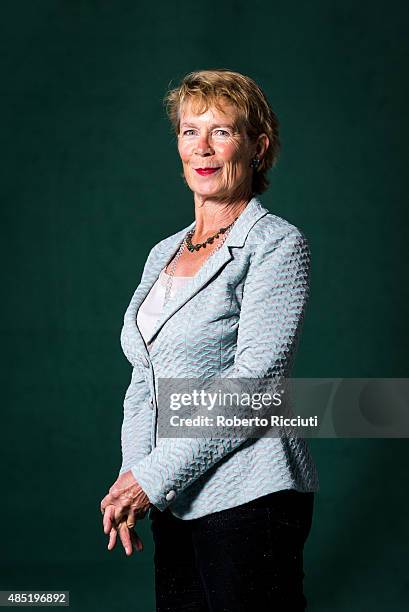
left=118, top=366, right=153, bottom=475
left=118, top=245, right=160, bottom=475
left=130, top=229, right=311, bottom=509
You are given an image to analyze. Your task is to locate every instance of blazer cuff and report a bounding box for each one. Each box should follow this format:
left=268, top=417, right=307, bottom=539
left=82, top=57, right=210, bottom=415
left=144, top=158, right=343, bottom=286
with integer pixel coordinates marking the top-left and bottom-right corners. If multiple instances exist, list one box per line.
left=130, top=463, right=174, bottom=512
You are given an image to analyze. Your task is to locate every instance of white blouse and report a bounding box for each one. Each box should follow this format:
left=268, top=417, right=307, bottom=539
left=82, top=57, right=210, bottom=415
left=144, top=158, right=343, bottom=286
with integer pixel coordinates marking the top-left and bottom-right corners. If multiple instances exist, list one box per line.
left=136, top=267, right=192, bottom=352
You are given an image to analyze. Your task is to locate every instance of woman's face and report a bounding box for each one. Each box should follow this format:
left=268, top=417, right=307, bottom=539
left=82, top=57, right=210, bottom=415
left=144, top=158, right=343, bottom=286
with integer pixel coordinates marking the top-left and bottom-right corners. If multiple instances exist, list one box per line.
left=177, top=98, right=258, bottom=201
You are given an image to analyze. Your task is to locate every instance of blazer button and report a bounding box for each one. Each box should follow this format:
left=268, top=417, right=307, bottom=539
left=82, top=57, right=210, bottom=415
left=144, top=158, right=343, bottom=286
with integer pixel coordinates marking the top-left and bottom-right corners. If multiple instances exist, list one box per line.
left=165, top=490, right=176, bottom=502
left=140, top=355, right=150, bottom=368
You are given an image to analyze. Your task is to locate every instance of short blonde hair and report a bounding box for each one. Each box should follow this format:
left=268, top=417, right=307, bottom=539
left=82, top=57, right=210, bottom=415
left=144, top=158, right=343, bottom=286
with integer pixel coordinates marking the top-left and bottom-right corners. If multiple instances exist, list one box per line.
left=164, top=69, right=281, bottom=194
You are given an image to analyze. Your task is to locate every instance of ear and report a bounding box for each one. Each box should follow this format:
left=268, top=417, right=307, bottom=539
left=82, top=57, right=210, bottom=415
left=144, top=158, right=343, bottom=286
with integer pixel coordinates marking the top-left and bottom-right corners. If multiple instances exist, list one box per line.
left=254, top=133, right=270, bottom=160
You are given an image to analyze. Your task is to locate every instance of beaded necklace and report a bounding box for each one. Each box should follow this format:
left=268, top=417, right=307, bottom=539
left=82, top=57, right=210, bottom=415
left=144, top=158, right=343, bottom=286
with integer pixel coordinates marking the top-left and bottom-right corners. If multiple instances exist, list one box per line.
left=163, top=217, right=238, bottom=307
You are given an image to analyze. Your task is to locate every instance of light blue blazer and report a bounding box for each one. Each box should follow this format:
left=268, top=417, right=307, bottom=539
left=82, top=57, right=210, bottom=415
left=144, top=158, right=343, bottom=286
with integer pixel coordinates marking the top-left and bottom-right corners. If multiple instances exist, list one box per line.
left=119, top=196, right=319, bottom=519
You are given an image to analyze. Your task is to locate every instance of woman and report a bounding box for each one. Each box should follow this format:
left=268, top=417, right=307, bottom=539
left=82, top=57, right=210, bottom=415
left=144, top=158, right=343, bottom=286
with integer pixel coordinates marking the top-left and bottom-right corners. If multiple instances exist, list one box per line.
left=101, top=69, right=319, bottom=611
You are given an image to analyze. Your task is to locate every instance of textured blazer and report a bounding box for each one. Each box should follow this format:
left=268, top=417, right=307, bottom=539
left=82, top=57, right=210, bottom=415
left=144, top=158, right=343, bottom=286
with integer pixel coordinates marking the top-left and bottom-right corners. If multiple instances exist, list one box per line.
left=119, top=196, right=319, bottom=519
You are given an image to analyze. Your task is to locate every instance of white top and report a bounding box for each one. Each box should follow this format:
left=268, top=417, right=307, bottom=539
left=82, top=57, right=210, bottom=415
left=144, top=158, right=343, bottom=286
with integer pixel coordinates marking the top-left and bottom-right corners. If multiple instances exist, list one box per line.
left=136, top=268, right=192, bottom=352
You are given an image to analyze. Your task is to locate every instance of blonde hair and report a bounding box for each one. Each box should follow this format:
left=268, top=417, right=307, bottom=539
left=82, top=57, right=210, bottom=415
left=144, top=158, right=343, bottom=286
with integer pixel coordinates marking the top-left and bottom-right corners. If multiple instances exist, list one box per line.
left=164, top=69, right=281, bottom=194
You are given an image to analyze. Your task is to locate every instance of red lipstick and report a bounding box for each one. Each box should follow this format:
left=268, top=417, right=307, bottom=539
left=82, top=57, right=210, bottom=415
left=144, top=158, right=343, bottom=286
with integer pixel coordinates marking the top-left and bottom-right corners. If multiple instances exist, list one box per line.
left=194, top=167, right=221, bottom=176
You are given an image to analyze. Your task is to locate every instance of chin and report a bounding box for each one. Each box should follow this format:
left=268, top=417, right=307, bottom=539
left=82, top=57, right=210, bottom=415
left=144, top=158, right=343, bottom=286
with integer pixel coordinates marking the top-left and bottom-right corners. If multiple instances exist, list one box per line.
left=189, top=181, right=225, bottom=197
left=194, top=189, right=226, bottom=200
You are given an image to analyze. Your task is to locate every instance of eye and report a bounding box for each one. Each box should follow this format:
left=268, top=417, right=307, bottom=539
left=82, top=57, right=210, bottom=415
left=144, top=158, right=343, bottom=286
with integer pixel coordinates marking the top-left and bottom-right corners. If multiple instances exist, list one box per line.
left=182, top=129, right=196, bottom=136
left=214, top=129, right=230, bottom=137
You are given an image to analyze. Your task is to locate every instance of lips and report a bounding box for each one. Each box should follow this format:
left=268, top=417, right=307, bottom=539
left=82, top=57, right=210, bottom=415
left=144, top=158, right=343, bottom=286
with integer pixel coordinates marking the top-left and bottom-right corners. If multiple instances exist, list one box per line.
left=194, top=167, right=221, bottom=176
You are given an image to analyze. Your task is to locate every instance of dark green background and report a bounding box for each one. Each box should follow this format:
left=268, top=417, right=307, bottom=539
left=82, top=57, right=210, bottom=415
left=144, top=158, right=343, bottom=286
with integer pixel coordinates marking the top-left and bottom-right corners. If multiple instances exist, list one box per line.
left=1, top=1, right=408, bottom=610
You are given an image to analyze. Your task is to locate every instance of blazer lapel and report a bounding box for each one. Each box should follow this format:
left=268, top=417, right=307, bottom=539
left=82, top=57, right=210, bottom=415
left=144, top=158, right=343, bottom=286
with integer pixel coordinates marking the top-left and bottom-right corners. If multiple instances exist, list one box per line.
left=146, top=242, right=234, bottom=346
left=145, top=196, right=269, bottom=346
left=121, top=196, right=269, bottom=364
left=121, top=221, right=195, bottom=363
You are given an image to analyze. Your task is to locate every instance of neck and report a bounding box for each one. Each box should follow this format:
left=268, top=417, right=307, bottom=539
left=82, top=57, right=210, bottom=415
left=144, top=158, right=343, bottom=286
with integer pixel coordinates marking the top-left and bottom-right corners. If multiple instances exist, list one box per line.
left=193, top=190, right=253, bottom=239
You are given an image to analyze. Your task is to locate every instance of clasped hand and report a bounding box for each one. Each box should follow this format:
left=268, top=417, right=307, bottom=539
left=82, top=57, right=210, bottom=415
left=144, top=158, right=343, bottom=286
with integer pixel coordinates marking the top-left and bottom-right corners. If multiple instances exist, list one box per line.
left=100, top=470, right=151, bottom=556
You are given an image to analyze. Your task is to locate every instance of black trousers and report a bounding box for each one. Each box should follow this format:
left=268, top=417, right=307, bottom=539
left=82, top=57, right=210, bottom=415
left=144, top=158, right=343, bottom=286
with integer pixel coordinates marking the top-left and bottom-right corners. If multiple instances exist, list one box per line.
left=150, top=489, right=315, bottom=612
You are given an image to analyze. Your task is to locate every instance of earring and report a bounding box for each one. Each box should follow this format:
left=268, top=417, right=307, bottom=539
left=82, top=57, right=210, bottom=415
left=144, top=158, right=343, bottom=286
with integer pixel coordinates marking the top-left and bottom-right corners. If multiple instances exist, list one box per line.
left=250, top=156, right=260, bottom=169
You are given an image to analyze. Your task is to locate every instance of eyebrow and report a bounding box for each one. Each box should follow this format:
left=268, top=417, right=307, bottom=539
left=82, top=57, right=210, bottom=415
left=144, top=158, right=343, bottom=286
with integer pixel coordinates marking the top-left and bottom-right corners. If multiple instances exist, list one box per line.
left=180, top=121, right=237, bottom=130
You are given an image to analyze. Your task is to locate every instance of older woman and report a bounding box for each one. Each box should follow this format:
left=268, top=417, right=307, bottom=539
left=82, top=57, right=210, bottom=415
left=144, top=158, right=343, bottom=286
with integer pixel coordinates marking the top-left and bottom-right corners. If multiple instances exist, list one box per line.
left=101, top=69, right=319, bottom=611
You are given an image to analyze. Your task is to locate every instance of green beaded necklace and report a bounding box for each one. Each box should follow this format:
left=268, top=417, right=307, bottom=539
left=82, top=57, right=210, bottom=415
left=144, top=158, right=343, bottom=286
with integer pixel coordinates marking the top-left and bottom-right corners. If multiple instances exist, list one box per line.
left=186, top=217, right=238, bottom=253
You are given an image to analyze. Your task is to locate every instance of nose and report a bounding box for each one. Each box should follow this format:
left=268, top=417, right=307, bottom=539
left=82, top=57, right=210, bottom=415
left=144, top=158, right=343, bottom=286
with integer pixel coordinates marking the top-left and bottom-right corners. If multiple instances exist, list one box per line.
left=195, top=132, right=213, bottom=156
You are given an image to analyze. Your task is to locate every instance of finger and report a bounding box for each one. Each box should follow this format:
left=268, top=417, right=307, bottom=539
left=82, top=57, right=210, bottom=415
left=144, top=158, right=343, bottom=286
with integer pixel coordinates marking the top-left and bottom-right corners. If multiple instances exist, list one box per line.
left=114, top=505, right=127, bottom=525
left=100, top=494, right=112, bottom=513
left=109, top=486, right=121, bottom=499
left=103, top=505, right=116, bottom=535
left=107, top=527, right=117, bottom=551
left=126, top=508, right=136, bottom=529
left=130, top=529, right=144, bottom=553
left=118, top=522, right=133, bottom=556
left=103, top=506, right=112, bottom=534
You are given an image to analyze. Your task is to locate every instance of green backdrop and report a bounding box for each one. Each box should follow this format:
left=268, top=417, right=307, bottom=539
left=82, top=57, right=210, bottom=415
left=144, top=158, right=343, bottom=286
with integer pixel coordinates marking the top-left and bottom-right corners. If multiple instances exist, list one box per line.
left=1, top=1, right=408, bottom=610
